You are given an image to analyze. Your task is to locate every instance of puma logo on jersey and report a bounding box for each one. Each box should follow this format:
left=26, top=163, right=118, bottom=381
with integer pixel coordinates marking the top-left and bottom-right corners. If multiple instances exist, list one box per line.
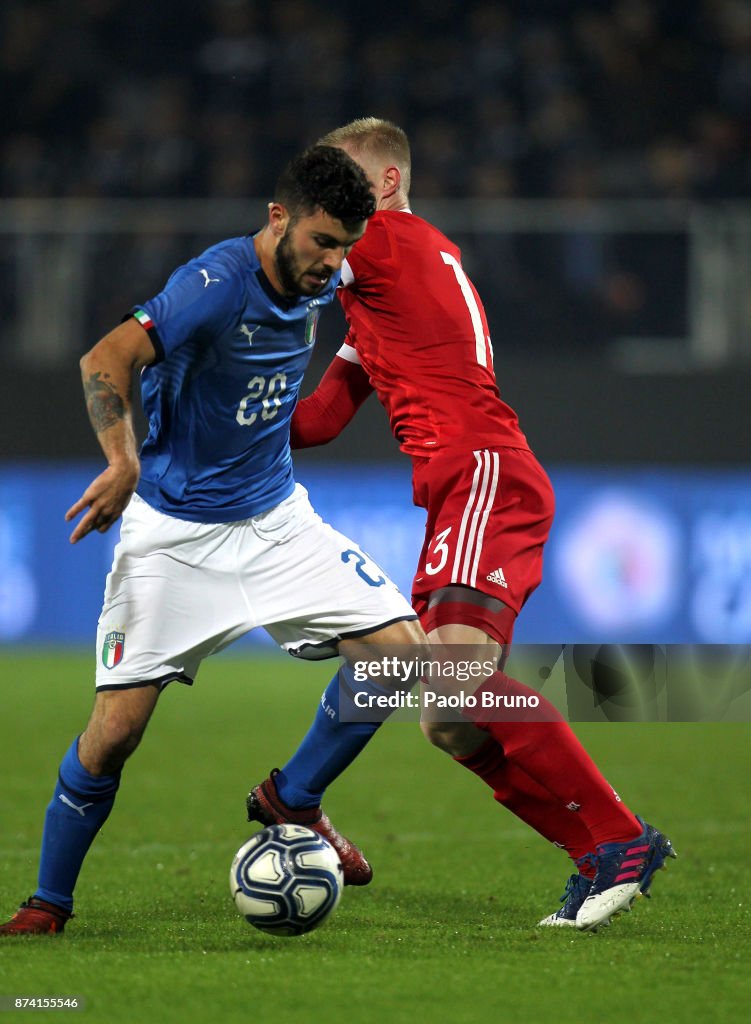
left=240, top=324, right=260, bottom=345
left=59, top=794, right=94, bottom=817
left=486, top=567, right=508, bottom=588
left=199, top=268, right=221, bottom=287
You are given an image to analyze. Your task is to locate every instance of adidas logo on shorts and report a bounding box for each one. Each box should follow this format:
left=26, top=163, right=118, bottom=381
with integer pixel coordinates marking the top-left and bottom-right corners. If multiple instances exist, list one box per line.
left=486, top=567, right=508, bottom=588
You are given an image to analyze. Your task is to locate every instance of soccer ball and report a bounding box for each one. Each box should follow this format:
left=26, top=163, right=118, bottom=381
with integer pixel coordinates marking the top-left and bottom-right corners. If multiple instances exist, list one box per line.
left=230, top=823, right=343, bottom=936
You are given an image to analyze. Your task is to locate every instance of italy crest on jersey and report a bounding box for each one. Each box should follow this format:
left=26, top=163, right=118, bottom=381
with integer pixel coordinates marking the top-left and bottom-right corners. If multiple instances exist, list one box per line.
left=304, top=306, right=320, bottom=347
left=102, top=630, right=125, bottom=669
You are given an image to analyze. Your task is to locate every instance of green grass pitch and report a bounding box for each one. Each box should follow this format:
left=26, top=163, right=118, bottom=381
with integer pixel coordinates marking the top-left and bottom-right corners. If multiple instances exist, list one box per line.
left=0, top=651, right=749, bottom=1024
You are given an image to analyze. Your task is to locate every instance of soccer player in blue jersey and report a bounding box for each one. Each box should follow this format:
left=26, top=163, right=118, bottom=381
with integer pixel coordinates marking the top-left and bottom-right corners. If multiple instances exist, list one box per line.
left=0, top=145, right=425, bottom=936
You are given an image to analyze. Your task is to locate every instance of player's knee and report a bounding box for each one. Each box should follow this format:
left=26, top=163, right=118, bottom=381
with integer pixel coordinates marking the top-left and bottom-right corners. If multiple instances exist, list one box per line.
left=104, top=713, right=145, bottom=755
left=83, top=719, right=143, bottom=773
left=80, top=703, right=152, bottom=774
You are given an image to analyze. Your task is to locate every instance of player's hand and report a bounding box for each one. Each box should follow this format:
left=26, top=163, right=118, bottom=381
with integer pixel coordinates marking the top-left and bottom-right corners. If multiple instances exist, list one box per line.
left=65, top=460, right=140, bottom=544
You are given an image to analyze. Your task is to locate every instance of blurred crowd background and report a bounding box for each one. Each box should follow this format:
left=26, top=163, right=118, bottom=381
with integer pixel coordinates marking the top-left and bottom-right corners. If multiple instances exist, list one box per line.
left=4, top=0, right=750, bottom=202
left=1, top=0, right=750, bottom=463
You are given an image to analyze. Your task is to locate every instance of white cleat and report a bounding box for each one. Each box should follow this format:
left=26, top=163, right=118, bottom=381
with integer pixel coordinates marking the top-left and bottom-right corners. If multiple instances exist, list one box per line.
left=576, top=883, right=640, bottom=931
left=575, top=817, right=677, bottom=932
left=538, top=910, right=578, bottom=928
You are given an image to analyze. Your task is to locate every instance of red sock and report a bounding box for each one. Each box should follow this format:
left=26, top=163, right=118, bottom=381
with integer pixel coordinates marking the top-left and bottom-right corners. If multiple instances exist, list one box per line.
left=467, top=671, right=642, bottom=848
left=455, top=737, right=597, bottom=871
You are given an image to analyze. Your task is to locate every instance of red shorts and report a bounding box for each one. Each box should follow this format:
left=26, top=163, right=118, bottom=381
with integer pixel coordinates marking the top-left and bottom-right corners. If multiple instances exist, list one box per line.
left=411, top=447, right=555, bottom=644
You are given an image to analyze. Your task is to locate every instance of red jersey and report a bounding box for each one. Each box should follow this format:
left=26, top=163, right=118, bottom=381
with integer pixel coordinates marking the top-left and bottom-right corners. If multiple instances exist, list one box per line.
left=339, top=209, right=529, bottom=458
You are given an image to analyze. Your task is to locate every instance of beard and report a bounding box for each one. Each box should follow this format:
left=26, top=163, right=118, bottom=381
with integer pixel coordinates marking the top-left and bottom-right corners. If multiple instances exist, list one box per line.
left=273, top=229, right=303, bottom=296
left=274, top=226, right=330, bottom=298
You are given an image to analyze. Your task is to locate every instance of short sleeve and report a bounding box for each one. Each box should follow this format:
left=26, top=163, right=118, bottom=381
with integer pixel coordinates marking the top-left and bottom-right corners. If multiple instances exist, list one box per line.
left=131, top=256, right=241, bottom=361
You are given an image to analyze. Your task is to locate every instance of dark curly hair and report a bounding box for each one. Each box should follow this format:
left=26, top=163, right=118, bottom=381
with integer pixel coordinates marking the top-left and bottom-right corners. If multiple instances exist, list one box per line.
left=274, top=145, right=376, bottom=228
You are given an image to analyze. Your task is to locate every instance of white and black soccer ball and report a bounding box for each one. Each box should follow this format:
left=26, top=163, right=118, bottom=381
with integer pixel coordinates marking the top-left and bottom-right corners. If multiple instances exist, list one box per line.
left=230, top=824, right=343, bottom=936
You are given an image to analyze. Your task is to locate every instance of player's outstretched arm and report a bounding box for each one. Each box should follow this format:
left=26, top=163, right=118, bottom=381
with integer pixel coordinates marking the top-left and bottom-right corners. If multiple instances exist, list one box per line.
left=66, top=317, right=156, bottom=544
left=291, top=352, right=373, bottom=449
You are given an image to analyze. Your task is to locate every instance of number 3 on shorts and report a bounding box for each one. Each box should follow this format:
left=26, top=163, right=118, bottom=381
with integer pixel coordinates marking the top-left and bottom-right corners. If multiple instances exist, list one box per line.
left=425, top=526, right=452, bottom=575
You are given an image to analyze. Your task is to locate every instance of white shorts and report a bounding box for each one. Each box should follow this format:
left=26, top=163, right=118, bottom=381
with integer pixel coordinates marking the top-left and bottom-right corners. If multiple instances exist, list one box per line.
left=95, top=487, right=416, bottom=690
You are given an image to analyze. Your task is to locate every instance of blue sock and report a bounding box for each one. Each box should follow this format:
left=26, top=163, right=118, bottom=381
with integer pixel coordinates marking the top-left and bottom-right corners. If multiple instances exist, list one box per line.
left=35, top=738, right=121, bottom=912
left=275, top=667, right=396, bottom=809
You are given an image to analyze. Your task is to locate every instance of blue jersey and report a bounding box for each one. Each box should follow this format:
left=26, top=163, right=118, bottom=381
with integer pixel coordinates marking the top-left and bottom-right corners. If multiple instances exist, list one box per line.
left=131, top=235, right=335, bottom=523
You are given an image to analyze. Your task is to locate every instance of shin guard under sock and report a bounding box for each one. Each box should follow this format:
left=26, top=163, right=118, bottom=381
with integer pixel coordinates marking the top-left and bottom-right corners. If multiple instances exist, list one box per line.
left=275, top=666, right=394, bottom=809
left=454, top=737, right=597, bottom=868
left=467, top=672, right=642, bottom=847
left=36, top=737, right=121, bottom=911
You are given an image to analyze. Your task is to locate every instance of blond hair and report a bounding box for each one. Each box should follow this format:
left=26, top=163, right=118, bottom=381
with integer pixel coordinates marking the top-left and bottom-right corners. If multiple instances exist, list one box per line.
left=317, top=117, right=411, bottom=195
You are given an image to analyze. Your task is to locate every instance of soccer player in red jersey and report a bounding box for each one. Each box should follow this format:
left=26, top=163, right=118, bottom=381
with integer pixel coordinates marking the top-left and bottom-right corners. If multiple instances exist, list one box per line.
left=248, top=119, right=675, bottom=930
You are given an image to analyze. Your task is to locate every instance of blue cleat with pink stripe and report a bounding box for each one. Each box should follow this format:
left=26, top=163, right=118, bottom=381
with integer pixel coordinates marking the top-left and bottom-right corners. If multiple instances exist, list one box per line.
left=575, top=817, right=677, bottom=932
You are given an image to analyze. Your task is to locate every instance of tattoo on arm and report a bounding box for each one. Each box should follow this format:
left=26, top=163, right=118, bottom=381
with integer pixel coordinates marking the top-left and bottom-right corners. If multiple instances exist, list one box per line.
left=84, top=372, right=126, bottom=433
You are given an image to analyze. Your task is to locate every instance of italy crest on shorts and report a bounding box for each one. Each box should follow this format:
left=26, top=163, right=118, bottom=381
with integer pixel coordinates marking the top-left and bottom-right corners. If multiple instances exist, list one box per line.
left=102, top=630, right=125, bottom=669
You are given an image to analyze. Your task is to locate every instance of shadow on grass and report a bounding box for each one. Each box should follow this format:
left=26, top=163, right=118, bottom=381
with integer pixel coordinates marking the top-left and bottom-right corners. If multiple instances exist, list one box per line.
left=64, top=887, right=536, bottom=954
